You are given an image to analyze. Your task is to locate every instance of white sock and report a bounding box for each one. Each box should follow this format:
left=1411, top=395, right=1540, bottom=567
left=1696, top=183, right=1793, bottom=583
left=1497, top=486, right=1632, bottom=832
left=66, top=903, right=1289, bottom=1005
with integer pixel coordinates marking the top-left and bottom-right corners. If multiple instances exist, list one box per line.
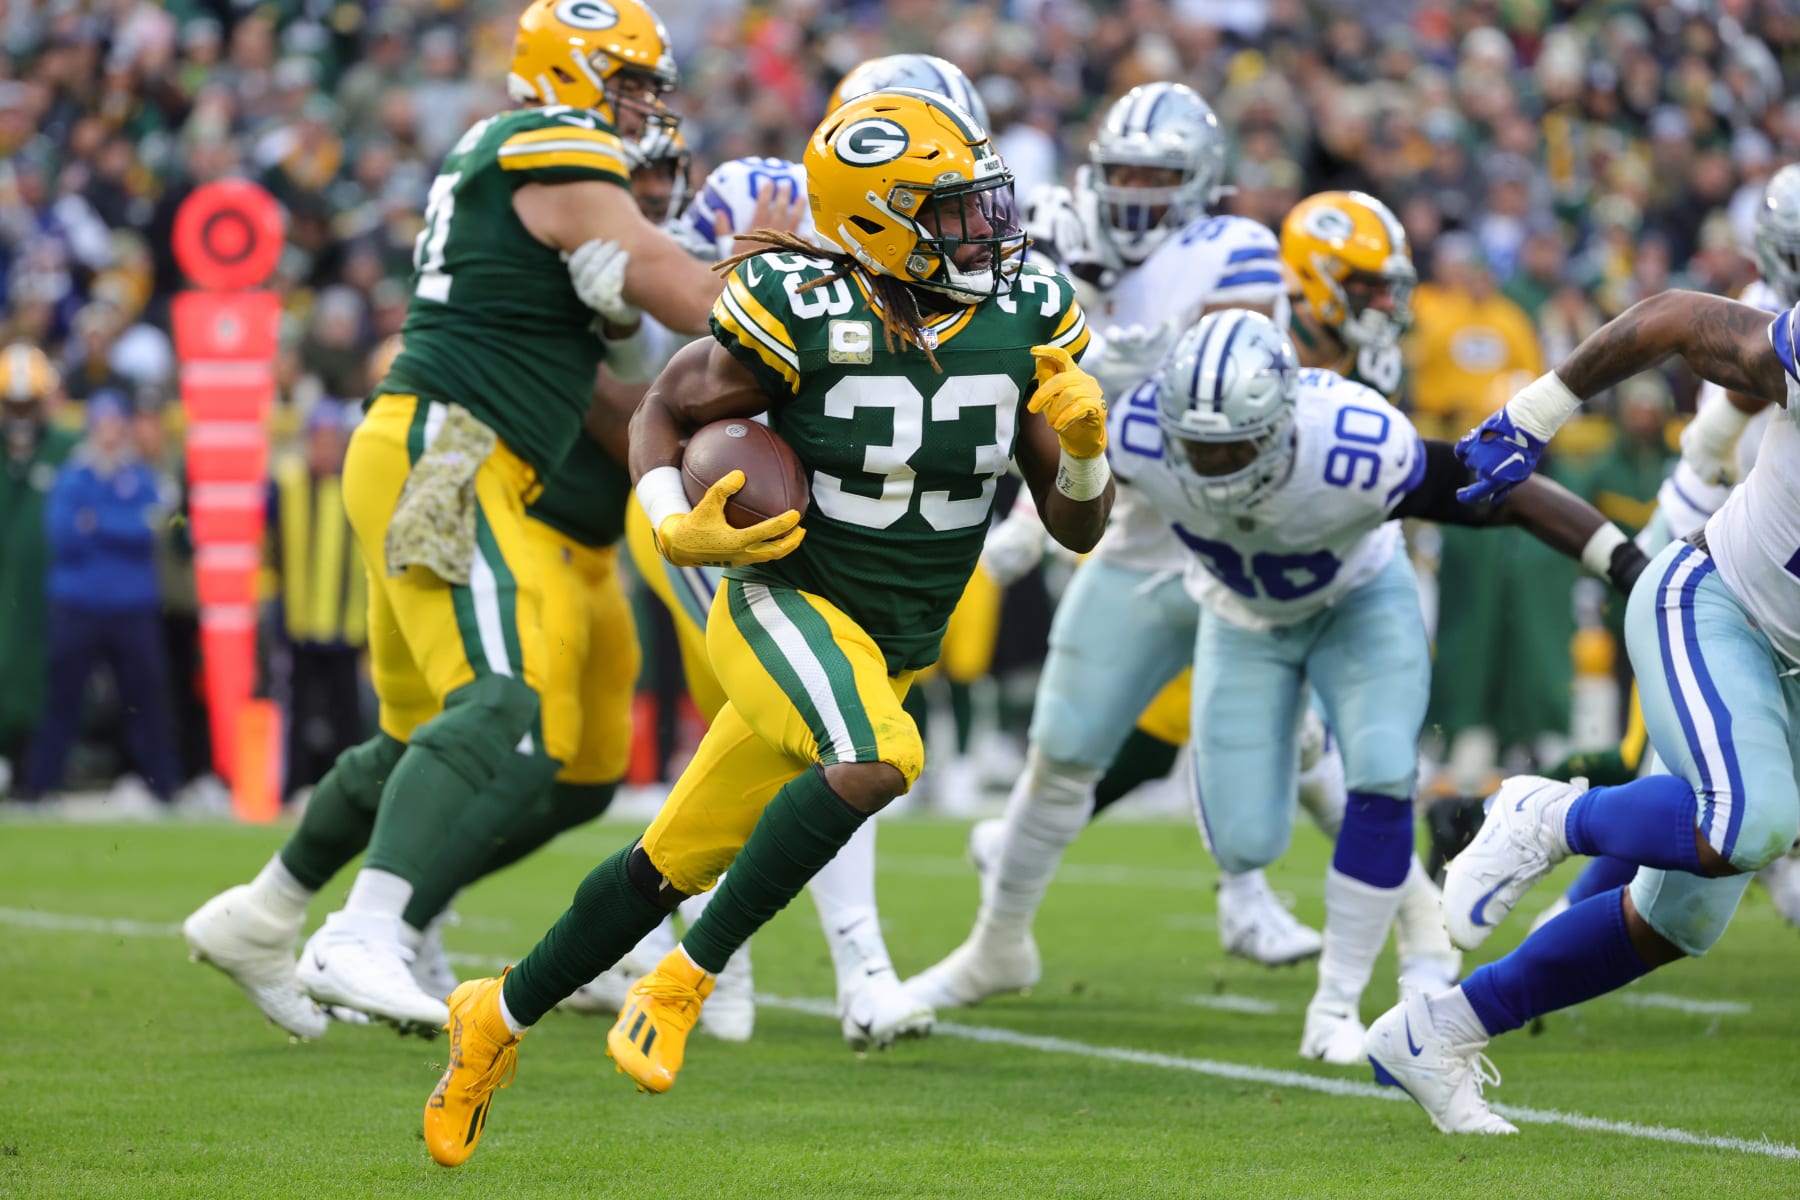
left=1297, top=747, right=1347, bottom=837
left=1426, top=985, right=1490, bottom=1046
left=343, top=867, right=413, bottom=918
left=1216, top=869, right=1269, bottom=908
left=497, top=986, right=530, bottom=1036
left=1393, top=855, right=1445, bottom=963
left=809, top=819, right=890, bottom=983
left=979, top=747, right=1101, bottom=934
left=249, top=854, right=313, bottom=922
left=1315, top=866, right=1407, bottom=1009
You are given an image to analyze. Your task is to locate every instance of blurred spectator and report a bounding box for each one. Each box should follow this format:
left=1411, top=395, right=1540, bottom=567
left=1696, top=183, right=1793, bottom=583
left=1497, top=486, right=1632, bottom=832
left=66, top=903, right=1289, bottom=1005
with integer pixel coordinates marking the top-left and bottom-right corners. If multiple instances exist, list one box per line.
left=24, top=390, right=180, bottom=804
left=0, top=344, right=81, bottom=784
left=264, top=399, right=369, bottom=799
left=1405, top=233, right=1541, bottom=440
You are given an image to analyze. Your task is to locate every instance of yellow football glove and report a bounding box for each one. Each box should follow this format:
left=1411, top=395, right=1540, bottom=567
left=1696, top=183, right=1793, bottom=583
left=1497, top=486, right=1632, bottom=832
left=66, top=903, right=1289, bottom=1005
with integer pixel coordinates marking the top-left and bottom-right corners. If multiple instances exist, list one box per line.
left=1028, top=345, right=1107, bottom=459
left=654, top=470, right=805, bottom=567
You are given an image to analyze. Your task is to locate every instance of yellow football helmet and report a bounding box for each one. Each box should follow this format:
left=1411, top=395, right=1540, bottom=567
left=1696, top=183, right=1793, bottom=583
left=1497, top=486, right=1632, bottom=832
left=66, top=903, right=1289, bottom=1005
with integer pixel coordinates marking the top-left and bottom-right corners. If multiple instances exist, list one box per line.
left=1281, top=191, right=1415, bottom=350
left=805, top=88, right=1024, bottom=304
left=508, top=0, right=677, bottom=133
left=827, top=54, right=991, bottom=132
left=2, top=342, right=58, bottom=405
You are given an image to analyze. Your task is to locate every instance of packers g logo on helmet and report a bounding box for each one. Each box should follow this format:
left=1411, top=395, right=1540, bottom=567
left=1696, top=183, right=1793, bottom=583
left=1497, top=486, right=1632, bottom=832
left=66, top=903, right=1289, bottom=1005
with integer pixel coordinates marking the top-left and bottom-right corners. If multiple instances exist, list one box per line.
left=836, top=119, right=910, bottom=166
left=554, top=0, right=619, bottom=28
left=1300, top=205, right=1355, bottom=243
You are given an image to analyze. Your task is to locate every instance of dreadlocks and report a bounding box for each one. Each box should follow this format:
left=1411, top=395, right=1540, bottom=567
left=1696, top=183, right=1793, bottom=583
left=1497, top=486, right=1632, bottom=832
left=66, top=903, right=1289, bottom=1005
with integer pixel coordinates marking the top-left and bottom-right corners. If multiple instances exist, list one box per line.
left=716, top=230, right=944, bottom=373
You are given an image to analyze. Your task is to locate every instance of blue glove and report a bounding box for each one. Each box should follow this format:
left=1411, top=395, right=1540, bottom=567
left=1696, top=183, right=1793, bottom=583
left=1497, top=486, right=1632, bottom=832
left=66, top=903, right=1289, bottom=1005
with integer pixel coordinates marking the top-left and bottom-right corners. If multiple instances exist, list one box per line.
left=1454, top=407, right=1546, bottom=504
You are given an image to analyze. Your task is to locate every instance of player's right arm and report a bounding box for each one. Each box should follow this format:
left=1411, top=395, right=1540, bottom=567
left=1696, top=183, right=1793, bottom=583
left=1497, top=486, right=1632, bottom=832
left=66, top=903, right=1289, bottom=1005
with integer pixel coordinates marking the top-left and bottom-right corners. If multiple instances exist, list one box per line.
left=628, top=338, right=803, bottom=567
left=1457, top=292, right=1792, bottom=503
left=514, top=180, right=723, bottom=335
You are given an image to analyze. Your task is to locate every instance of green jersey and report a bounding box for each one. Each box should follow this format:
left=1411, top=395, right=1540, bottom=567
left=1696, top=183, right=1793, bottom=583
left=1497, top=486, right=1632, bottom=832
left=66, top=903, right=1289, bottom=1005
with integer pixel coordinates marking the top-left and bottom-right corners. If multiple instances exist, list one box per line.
left=527, top=428, right=631, bottom=548
left=713, top=254, right=1092, bottom=672
left=378, top=105, right=631, bottom=476
left=1288, top=305, right=1405, bottom=400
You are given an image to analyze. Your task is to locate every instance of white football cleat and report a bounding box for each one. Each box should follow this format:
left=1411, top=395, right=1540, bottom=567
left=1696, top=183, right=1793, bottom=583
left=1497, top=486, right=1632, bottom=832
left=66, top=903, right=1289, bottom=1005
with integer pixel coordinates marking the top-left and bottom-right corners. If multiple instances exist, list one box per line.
left=1217, top=872, right=1323, bottom=967
left=1298, top=996, right=1367, bottom=1065
left=410, top=911, right=459, bottom=1003
left=967, top=817, right=1005, bottom=883
left=297, top=912, right=449, bottom=1034
left=904, top=925, right=1039, bottom=1010
left=841, top=965, right=934, bottom=1051
left=182, top=884, right=327, bottom=1040
left=1758, top=854, right=1800, bottom=930
left=1443, top=776, right=1581, bottom=951
left=1365, top=993, right=1518, bottom=1135
left=1394, top=868, right=1462, bottom=997
left=558, top=963, right=639, bottom=1015
left=700, top=944, right=755, bottom=1042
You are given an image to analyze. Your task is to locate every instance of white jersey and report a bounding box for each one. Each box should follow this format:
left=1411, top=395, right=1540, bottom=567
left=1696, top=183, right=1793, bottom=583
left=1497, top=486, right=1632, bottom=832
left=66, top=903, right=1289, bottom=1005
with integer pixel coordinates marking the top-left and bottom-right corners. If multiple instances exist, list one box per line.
left=1712, top=304, right=1800, bottom=666
left=1109, top=367, right=1425, bottom=631
left=677, top=157, right=814, bottom=260
left=1029, top=207, right=1287, bottom=572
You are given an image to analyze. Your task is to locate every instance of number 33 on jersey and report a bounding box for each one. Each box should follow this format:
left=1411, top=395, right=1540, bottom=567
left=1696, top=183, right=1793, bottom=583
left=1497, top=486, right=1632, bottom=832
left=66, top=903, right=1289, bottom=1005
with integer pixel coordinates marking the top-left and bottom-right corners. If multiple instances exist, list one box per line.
left=711, top=254, right=1091, bottom=671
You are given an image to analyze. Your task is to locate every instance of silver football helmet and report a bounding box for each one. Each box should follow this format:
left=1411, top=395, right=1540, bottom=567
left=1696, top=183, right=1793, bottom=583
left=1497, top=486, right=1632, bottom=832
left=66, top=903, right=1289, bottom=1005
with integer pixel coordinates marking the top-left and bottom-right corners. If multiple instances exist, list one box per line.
left=830, top=53, right=991, bottom=132
left=1755, top=163, right=1800, bottom=305
left=624, top=123, right=693, bottom=225
left=1083, top=82, right=1227, bottom=265
left=1156, top=310, right=1299, bottom=510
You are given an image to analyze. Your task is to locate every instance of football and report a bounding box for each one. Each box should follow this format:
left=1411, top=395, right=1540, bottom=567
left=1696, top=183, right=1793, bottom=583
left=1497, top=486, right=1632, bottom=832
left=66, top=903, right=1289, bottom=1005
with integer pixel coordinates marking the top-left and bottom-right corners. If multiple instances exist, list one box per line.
left=680, top=418, right=811, bottom=528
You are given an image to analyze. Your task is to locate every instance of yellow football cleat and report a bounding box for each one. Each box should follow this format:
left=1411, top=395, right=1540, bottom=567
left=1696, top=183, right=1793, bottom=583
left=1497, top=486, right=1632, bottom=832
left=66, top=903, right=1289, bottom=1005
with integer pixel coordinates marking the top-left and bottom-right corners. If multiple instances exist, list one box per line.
left=606, top=949, right=716, bottom=1094
left=424, top=973, right=522, bottom=1168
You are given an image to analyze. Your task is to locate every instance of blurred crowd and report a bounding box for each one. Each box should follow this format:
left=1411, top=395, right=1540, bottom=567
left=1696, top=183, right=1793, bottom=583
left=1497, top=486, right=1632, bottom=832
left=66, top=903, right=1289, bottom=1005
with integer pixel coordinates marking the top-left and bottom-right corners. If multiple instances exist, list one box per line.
left=5, top=0, right=1797, bottom=806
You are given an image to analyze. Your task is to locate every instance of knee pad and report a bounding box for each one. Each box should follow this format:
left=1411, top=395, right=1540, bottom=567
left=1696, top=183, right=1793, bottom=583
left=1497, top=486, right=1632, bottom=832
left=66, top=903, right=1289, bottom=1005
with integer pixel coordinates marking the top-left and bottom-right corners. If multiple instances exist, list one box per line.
left=331, top=732, right=408, bottom=804
left=1207, top=812, right=1291, bottom=876
left=628, top=840, right=692, bottom=911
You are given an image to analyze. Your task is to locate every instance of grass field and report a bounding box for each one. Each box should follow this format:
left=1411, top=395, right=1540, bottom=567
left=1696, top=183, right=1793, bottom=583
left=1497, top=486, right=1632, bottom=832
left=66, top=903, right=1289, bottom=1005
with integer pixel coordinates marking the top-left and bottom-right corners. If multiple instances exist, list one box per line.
left=3, top=813, right=1798, bottom=1199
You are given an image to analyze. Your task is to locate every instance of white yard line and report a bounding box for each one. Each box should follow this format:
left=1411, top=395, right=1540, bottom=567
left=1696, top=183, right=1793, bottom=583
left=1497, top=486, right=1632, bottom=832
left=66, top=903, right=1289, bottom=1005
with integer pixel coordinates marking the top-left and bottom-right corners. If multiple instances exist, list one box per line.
left=1619, top=992, right=1753, bottom=1016
left=7, top=908, right=1795, bottom=1161
left=1183, top=993, right=1282, bottom=1015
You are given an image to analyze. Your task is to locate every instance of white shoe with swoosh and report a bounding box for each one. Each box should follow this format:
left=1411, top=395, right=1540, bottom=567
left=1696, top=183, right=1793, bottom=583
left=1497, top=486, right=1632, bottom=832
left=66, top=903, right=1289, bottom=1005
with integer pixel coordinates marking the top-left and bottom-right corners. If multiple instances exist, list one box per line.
left=1442, top=776, right=1583, bottom=951
left=1365, top=993, right=1517, bottom=1135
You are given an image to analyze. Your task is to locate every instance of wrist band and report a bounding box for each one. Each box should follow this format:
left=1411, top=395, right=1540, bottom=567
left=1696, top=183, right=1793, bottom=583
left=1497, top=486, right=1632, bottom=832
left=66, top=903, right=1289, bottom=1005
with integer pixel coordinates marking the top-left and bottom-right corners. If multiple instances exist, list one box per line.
left=1580, top=523, right=1628, bottom=578
left=1054, top=451, right=1110, bottom=502
left=1508, top=371, right=1583, bottom=441
left=636, top=465, right=691, bottom=532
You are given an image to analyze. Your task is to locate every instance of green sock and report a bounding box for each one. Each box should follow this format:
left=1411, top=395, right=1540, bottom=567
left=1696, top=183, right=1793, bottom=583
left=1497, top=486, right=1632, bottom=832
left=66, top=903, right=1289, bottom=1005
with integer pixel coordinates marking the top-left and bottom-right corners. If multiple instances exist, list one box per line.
left=1546, top=747, right=1634, bottom=789
left=277, top=732, right=405, bottom=890
left=399, top=750, right=562, bottom=929
left=948, top=680, right=974, bottom=756
left=1090, top=727, right=1181, bottom=818
left=503, top=843, right=665, bottom=1026
left=682, top=767, right=866, bottom=973
left=363, top=677, right=537, bottom=899
left=473, top=781, right=618, bottom=880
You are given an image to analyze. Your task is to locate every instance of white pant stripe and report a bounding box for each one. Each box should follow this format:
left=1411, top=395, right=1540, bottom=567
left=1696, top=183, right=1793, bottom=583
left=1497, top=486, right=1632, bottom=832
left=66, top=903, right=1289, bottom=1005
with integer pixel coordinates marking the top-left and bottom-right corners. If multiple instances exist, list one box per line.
left=1659, top=549, right=1731, bottom=847
left=742, top=583, right=853, bottom=762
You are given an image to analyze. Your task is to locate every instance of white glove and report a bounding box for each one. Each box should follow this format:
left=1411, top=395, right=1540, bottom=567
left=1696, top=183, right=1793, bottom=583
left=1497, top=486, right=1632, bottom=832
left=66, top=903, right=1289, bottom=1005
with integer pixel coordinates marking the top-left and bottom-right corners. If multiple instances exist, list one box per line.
left=1654, top=460, right=1732, bottom=542
left=1089, top=320, right=1177, bottom=400
left=568, top=237, right=639, bottom=326
left=1679, top=391, right=1754, bottom=485
left=980, top=505, right=1049, bottom=586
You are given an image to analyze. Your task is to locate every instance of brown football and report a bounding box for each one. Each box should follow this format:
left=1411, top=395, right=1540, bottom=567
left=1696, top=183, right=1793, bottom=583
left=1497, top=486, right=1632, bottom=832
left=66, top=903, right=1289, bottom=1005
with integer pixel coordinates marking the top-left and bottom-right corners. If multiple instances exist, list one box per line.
left=680, top=418, right=811, bottom=529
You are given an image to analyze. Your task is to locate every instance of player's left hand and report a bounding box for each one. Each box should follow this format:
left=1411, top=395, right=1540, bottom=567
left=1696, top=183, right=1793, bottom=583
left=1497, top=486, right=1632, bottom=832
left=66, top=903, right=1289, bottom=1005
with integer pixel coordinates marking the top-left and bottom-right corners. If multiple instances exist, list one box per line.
left=1454, top=406, right=1545, bottom=504
left=569, top=237, right=640, bottom=326
left=1029, top=345, right=1107, bottom=459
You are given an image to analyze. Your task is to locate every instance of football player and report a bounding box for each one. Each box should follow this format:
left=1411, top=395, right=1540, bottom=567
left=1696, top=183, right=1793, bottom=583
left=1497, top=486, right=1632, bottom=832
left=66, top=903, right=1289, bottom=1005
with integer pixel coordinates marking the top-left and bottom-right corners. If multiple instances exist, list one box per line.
left=421, top=87, right=1112, bottom=1166
left=181, top=0, right=762, bottom=1037
left=1369, top=281, right=1800, bottom=1134
left=908, top=83, right=1331, bottom=1022
left=1114, top=310, right=1646, bottom=1065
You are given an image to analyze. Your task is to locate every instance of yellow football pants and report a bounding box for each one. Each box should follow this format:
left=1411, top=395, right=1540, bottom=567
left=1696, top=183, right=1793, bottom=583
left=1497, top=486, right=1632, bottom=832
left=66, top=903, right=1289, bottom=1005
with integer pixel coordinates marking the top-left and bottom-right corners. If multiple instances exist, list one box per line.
left=1136, top=668, right=1192, bottom=746
left=914, top=568, right=1002, bottom=686
left=345, top=393, right=565, bottom=759
left=641, top=579, right=920, bottom=894
left=625, top=496, right=728, bottom=721
left=530, top=523, right=639, bottom=784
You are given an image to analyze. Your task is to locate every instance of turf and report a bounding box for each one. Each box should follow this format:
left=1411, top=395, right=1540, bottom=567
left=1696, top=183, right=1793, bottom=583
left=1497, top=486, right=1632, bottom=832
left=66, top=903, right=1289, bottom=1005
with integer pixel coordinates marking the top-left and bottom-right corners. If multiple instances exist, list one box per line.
left=2, top=815, right=1797, bottom=1199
